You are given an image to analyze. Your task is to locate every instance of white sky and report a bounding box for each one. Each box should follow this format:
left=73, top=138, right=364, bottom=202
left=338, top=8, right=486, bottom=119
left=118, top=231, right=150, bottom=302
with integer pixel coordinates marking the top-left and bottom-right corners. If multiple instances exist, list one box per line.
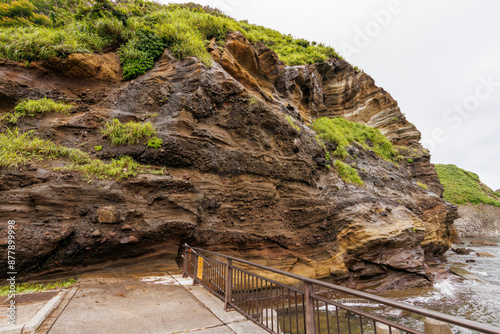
left=164, top=0, right=500, bottom=190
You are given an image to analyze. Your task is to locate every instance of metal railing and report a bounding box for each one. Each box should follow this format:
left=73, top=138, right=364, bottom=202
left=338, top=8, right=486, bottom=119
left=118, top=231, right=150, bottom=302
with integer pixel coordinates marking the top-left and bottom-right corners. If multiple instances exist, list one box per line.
left=182, top=244, right=500, bottom=334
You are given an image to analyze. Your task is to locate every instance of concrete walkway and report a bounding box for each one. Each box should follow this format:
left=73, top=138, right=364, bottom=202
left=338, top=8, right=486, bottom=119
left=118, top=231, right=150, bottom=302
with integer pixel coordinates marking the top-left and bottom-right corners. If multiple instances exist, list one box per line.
left=37, top=274, right=266, bottom=334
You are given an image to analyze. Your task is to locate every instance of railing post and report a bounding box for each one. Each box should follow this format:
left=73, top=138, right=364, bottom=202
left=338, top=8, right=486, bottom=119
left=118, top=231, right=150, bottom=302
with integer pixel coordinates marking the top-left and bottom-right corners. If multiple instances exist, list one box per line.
left=192, top=253, right=199, bottom=286
left=224, top=258, right=233, bottom=311
left=305, top=283, right=316, bottom=334
left=182, top=246, right=189, bottom=277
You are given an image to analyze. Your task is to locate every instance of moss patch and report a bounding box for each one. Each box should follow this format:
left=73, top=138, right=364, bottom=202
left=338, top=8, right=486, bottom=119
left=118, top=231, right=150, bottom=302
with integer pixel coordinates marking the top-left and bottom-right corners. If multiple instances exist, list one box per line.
left=0, top=278, right=76, bottom=296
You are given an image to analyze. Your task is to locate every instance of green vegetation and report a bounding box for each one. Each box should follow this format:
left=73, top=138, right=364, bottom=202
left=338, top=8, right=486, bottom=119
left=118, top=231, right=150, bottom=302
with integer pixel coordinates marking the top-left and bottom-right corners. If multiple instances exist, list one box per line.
left=147, top=136, right=162, bottom=149
left=435, top=164, right=500, bottom=207
left=0, top=278, right=76, bottom=296
left=248, top=97, right=258, bottom=106
left=407, top=158, right=413, bottom=163
left=312, top=117, right=397, bottom=161
left=0, top=128, right=162, bottom=179
left=417, top=182, right=428, bottom=190
left=58, top=154, right=142, bottom=179
left=0, top=0, right=51, bottom=26
left=238, top=22, right=341, bottom=65
left=334, top=160, right=363, bottom=185
left=3, top=97, right=72, bottom=124
left=285, top=115, right=301, bottom=132
left=101, top=118, right=156, bottom=145
left=94, top=145, right=102, bottom=151
left=0, top=0, right=342, bottom=79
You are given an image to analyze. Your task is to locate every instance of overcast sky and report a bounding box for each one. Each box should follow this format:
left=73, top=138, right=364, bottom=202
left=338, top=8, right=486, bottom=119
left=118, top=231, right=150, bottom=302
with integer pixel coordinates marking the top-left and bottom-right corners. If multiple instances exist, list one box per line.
left=165, top=0, right=500, bottom=190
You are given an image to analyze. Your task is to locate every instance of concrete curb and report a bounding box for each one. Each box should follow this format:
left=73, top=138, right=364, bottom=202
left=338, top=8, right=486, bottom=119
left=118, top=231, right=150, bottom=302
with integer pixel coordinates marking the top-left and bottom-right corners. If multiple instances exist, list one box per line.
left=0, top=291, right=63, bottom=334
left=0, top=324, right=23, bottom=334
left=23, top=291, right=62, bottom=332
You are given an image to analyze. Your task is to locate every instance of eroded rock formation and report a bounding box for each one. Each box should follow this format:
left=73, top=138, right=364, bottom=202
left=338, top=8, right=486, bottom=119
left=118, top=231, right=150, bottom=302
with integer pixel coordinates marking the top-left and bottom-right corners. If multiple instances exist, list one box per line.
left=453, top=204, right=500, bottom=238
left=0, top=32, right=457, bottom=290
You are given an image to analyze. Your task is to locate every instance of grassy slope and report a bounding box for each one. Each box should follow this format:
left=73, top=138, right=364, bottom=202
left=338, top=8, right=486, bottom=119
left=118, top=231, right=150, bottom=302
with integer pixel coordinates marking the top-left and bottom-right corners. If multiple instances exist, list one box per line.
left=435, top=164, right=500, bottom=207
left=312, top=117, right=398, bottom=161
left=0, top=0, right=343, bottom=80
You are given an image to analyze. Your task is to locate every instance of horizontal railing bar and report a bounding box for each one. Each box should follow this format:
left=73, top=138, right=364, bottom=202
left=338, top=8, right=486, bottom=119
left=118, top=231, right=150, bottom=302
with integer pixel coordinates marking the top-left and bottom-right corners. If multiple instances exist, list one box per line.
left=234, top=267, right=305, bottom=294
left=313, top=294, right=422, bottom=334
left=185, top=244, right=500, bottom=334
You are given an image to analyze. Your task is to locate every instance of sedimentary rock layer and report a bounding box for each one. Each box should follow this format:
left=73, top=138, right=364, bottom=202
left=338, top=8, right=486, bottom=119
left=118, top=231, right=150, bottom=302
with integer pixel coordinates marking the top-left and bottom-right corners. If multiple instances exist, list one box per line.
left=0, top=33, right=457, bottom=290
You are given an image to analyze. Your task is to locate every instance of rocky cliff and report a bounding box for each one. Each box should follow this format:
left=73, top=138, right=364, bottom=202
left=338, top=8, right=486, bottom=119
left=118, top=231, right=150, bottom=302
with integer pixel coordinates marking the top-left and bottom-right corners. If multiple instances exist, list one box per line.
left=435, top=164, right=500, bottom=239
left=454, top=205, right=500, bottom=238
left=0, top=32, right=457, bottom=291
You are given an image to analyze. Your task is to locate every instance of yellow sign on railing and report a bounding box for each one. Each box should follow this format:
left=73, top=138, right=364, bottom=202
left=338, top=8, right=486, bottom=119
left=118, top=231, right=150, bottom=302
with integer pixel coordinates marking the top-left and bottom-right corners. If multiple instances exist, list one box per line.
left=197, top=256, right=204, bottom=280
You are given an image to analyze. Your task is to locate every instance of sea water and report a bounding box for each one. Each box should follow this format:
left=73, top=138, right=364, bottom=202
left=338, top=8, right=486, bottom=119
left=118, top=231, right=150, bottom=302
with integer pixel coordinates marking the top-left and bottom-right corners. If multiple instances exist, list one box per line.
left=390, top=238, right=500, bottom=331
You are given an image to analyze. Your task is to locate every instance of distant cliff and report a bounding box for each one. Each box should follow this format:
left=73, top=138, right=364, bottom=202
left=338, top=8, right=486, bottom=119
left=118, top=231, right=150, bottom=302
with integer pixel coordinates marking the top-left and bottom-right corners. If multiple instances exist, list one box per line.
left=0, top=1, right=458, bottom=291
left=435, top=164, right=500, bottom=237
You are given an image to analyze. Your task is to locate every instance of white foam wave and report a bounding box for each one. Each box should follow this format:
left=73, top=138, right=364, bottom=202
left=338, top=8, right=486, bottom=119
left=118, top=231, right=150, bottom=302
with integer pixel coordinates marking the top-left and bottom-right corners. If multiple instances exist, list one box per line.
left=433, top=280, right=455, bottom=298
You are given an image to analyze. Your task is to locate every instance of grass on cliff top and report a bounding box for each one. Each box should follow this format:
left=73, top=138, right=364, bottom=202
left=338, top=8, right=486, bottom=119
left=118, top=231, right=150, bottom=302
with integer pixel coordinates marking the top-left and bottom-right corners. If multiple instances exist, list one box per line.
left=334, top=160, right=363, bottom=185
left=101, top=118, right=156, bottom=145
left=0, top=128, right=163, bottom=179
left=312, top=117, right=398, bottom=161
left=0, top=278, right=76, bottom=296
left=2, top=97, right=72, bottom=124
left=0, top=0, right=342, bottom=80
left=435, top=164, right=500, bottom=207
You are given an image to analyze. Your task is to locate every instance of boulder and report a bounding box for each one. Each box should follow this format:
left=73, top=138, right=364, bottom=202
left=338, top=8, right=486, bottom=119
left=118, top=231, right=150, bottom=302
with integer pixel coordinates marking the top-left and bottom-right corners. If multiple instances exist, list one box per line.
left=451, top=247, right=473, bottom=255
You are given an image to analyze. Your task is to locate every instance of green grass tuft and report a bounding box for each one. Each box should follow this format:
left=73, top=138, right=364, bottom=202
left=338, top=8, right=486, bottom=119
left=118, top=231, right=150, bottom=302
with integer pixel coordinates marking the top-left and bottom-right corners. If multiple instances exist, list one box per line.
left=3, top=97, right=72, bottom=124
left=334, top=160, right=363, bottom=185
left=417, top=182, right=428, bottom=190
left=435, top=164, right=500, bottom=207
left=0, top=128, right=163, bottom=180
left=58, top=155, right=141, bottom=179
left=101, top=118, right=156, bottom=145
left=312, top=117, right=397, bottom=161
left=147, top=136, right=162, bottom=149
left=285, top=115, right=300, bottom=133
left=0, top=278, right=76, bottom=296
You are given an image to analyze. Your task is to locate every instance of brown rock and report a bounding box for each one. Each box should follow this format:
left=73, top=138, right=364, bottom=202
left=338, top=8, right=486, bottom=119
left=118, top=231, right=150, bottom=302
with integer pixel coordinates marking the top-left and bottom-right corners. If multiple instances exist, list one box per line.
left=97, top=206, right=119, bottom=224
left=451, top=247, right=473, bottom=255
left=128, top=236, right=139, bottom=243
left=119, top=236, right=139, bottom=244
left=477, top=252, right=495, bottom=257
left=91, top=230, right=101, bottom=237
left=121, top=225, right=132, bottom=231
left=119, top=237, right=130, bottom=244
left=0, top=34, right=459, bottom=288
left=470, top=240, right=498, bottom=246
left=33, top=52, right=122, bottom=82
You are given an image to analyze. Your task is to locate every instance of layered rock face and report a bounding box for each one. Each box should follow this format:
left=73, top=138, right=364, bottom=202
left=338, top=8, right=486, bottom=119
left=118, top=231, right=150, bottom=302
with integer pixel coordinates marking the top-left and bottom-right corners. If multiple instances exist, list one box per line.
left=454, top=204, right=500, bottom=238
left=0, top=33, right=457, bottom=290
